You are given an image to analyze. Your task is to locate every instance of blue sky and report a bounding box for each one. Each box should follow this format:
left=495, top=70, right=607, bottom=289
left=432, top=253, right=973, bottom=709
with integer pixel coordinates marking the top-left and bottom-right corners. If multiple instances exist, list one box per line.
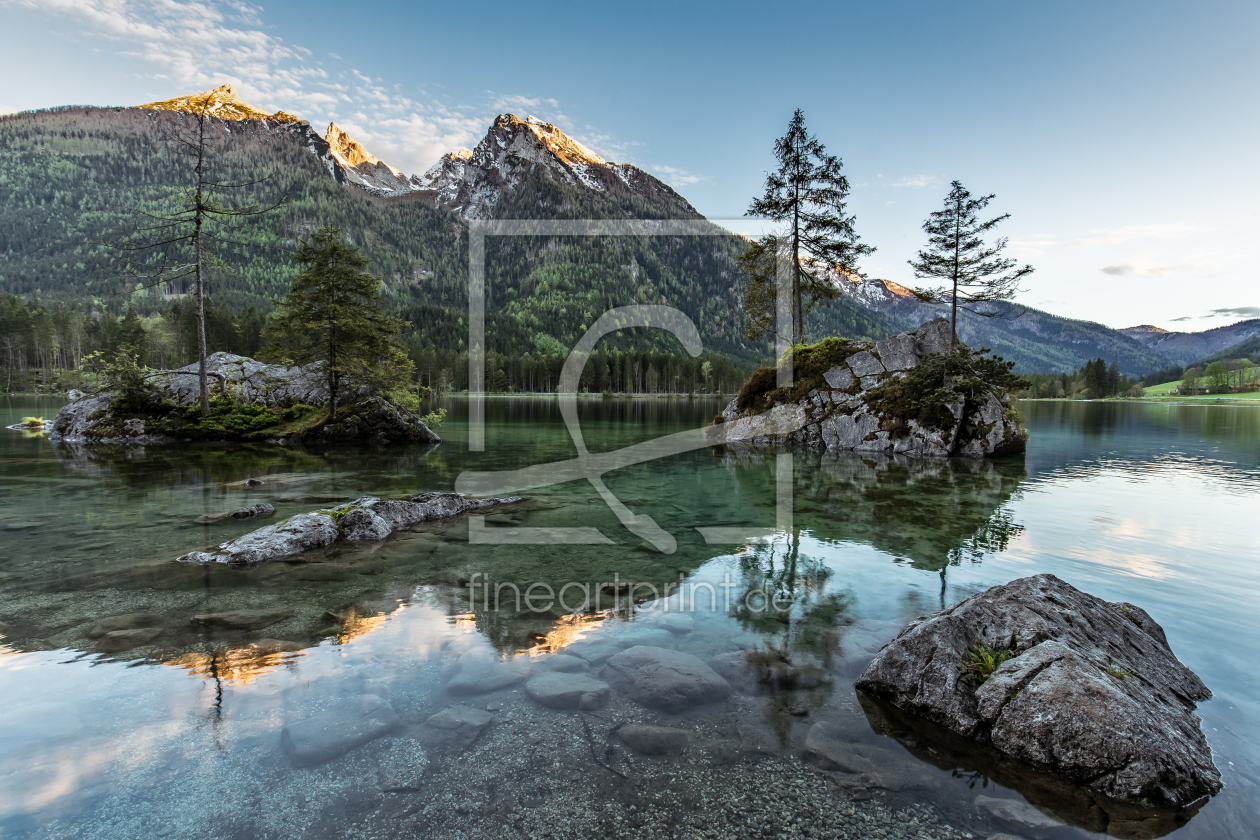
left=2, top=0, right=1257, bottom=333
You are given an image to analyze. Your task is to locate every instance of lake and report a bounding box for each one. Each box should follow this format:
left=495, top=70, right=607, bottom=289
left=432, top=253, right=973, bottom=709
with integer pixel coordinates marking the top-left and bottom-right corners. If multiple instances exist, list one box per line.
left=1, top=396, right=1257, bottom=840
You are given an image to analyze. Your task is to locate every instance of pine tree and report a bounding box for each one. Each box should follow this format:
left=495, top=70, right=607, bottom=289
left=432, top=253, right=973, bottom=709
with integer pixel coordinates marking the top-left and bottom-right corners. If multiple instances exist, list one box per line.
left=264, top=226, right=413, bottom=420
left=909, top=181, right=1034, bottom=347
left=743, top=110, right=873, bottom=343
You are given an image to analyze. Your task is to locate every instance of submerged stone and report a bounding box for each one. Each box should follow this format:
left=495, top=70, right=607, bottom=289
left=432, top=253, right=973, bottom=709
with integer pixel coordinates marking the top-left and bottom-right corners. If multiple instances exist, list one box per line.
left=974, top=795, right=1064, bottom=840
left=87, top=613, right=164, bottom=639
left=414, top=705, right=493, bottom=750
left=524, top=673, right=610, bottom=711
left=95, top=627, right=162, bottom=652
left=190, top=607, right=295, bottom=631
left=601, top=646, right=732, bottom=713
left=446, top=654, right=534, bottom=695
left=280, top=694, right=402, bottom=766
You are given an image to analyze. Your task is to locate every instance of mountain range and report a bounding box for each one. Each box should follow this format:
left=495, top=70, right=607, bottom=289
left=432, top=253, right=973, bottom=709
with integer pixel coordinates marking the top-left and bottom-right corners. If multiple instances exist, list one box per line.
left=1, top=84, right=1253, bottom=373
left=1116, top=321, right=1260, bottom=366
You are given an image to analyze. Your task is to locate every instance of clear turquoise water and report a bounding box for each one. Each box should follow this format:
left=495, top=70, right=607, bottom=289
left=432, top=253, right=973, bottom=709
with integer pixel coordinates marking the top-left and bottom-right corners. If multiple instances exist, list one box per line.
left=0, top=396, right=1257, bottom=839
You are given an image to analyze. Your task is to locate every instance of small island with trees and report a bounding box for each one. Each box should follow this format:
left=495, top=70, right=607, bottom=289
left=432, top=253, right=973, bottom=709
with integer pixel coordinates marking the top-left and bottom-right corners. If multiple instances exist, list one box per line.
left=48, top=226, right=444, bottom=445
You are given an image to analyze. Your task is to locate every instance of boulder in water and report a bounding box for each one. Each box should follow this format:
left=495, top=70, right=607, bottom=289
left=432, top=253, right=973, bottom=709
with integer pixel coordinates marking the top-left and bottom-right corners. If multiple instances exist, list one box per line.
left=854, top=574, right=1220, bottom=808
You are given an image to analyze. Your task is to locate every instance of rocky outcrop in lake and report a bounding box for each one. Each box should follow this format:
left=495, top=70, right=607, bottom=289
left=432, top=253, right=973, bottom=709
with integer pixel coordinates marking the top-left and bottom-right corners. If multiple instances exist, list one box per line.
left=176, top=492, right=518, bottom=567
left=855, top=574, right=1221, bottom=809
left=709, top=319, right=1027, bottom=458
left=49, top=352, right=440, bottom=446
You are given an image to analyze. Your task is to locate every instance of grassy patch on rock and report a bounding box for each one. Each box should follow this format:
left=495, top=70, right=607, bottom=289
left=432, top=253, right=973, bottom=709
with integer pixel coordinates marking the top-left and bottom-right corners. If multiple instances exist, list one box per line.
left=737, top=338, right=863, bottom=414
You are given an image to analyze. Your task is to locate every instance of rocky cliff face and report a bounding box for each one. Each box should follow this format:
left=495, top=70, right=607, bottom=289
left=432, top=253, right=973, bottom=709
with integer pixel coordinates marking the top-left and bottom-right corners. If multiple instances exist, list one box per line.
left=709, top=319, right=1027, bottom=458
left=322, top=121, right=415, bottom=196
left=408, top=114, right=699, bottom=219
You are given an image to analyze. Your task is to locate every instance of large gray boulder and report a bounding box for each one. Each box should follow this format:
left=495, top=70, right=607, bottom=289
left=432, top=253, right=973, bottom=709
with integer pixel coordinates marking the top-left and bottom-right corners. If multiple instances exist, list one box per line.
left=601, top=646, right=732, bottom=712
left=854, top=574, right=1220, bottom=808
left=709, top=318, right=1027, bottom=458
left=175, top=492, right=517, bottom=567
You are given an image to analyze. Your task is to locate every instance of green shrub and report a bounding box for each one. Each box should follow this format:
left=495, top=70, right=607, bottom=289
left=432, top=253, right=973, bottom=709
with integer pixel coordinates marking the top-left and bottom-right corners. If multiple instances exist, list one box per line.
left=84, top=347, right=155, bottom=413
left=386, top=389, right=421, bottom=413
left=281, top=403, right=319, bottom=422
left=960, top=638, right=1018, bottom=686
left=864, top=346, right=1030, bottom=435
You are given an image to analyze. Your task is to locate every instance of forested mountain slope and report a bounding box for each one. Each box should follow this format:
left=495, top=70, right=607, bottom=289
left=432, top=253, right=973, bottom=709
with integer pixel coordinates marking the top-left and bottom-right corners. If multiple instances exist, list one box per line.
left=0, top=98, right=894, bottom=366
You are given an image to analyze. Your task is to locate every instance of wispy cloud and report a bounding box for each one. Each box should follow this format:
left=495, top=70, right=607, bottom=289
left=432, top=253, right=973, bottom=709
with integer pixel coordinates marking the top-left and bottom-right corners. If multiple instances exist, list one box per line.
left=6, top=0, right=491, bottom=173
left=891, top=174, right=935, bottom=188
left=1099, top=258, right=1220, bottom=277
left=1208, top=306, right=1260, bottom=318
left=650, top=164, right=707, bottom=186
left=1013, top=222, right=1208, bottom=256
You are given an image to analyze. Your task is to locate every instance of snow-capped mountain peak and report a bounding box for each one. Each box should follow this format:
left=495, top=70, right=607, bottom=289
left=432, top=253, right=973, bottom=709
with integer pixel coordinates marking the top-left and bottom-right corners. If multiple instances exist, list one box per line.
left=326, top=122, right=397, bottom=173
left=139, top=84, right=298, bottom=123
left=408, top=113, right=696, bottom=219
left=318, top=122, right=413, bottom=196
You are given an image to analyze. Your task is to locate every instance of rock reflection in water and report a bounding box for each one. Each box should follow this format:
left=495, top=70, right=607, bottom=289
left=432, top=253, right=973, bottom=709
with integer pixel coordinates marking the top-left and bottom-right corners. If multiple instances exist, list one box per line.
left=858, top=691, right=1205, bottom=839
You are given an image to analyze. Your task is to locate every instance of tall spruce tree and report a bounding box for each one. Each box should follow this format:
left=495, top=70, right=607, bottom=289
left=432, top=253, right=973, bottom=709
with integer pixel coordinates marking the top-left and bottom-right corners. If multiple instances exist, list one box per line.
left=743, top=110, right=873, bottom=343
left=264, top=226, right=413, bottom=420
left=909, top=181, right=1033, bottom=347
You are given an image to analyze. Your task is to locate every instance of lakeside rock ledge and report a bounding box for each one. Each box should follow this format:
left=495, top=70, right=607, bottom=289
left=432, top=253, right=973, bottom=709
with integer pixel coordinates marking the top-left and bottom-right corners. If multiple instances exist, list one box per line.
left=176, top=492, right=518, bottom=567
left=854, top=574, right=1221, bottom=809
left=708, top=319, right=1027, bottom=458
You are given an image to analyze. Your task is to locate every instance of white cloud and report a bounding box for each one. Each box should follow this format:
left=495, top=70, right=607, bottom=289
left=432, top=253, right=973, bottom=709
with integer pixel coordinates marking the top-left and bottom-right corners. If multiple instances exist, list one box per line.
left=1099, top=259, right=1218, bottom=277
left=6, top=0, right=491, bottom=174
left=1012, top=222, right=1208, bottom=256
left=890, top=174, right=935, bottom=188
left=650, top=164, right=707, bottom=186
left=8, top=0, right=641, bottom=179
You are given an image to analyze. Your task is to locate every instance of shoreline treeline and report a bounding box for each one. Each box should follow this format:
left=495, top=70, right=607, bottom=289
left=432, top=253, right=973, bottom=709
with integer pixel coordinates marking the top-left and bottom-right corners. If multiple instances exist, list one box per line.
left=0, top=292, right=750, bottom=395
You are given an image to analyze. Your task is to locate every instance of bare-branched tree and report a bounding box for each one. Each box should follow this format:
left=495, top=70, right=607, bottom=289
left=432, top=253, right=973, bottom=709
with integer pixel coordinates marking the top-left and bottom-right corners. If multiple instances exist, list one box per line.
left=115, top=112, right=285, bottom=414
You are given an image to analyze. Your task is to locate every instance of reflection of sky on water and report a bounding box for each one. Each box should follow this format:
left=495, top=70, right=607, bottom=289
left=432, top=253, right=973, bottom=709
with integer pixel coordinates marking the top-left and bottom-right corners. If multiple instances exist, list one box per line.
left=0, top=396, right=1258, bottom=837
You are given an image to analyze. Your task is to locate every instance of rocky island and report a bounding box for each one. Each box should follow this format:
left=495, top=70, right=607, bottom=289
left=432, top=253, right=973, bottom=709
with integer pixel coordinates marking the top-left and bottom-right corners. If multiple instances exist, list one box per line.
left=48, top=352, right=440, bottom=446
left=709, top=319, right=1028, bottom=457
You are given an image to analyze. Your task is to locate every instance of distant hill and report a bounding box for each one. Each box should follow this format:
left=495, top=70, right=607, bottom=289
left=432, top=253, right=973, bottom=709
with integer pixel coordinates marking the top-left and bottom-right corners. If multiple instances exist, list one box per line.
left=831, top=276, right=1174, bottom=375
left=1119, top=320, right=1260, bottom=366
left=1195, top=331, right=1260, bottom=366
